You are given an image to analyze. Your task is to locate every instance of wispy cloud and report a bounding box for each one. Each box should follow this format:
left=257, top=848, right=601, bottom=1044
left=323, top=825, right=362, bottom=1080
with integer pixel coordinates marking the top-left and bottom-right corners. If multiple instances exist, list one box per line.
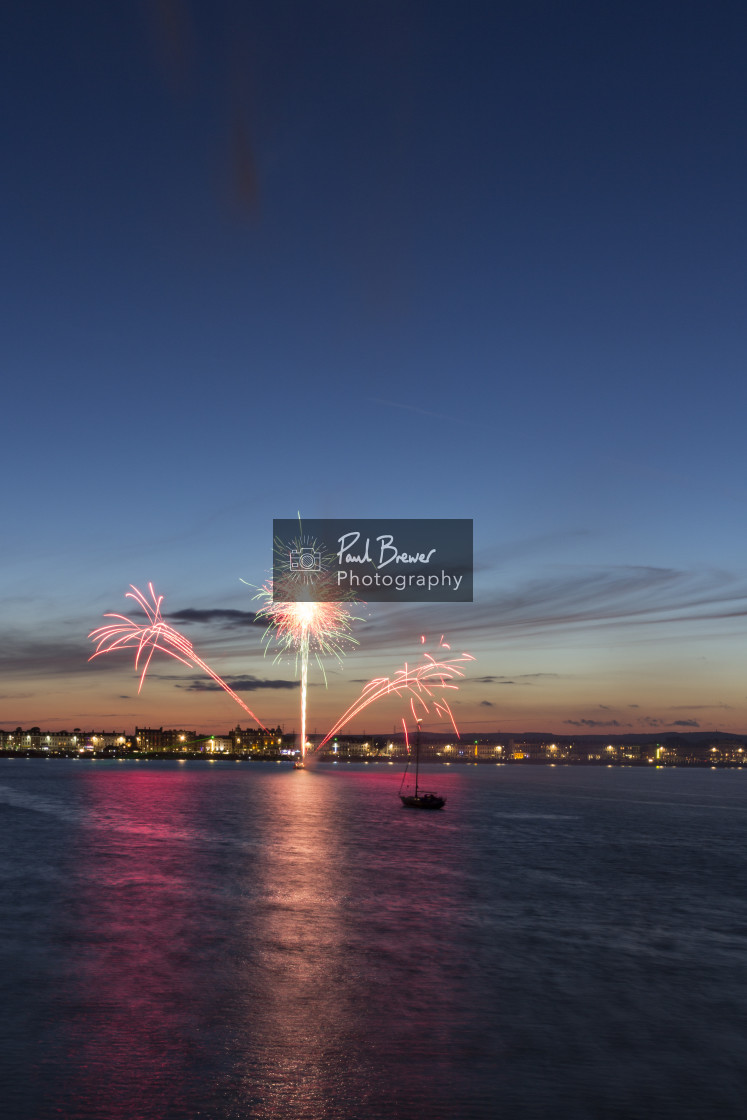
left=472, top=673, right=560, bottom=684
left=4, top=566, right=747, bottom=702
left=564, top=718, right=629, bottom=728
left=358, top=565, right=747, bottom=649
left=480, top=529, right=592, bottom=570
left=668, top=703, right=732, bottom=711
left=168, top=608, right=262, bottom=628
left=0, top=636, right=108, bottom=679
left=178, top=675, right=298, bottom=693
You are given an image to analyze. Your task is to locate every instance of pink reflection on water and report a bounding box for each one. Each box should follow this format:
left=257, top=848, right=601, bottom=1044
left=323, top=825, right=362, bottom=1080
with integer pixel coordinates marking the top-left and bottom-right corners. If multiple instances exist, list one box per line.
left=52, top=768, right=209, bottom=1119
left=42, top=761, right=479, bottom=1118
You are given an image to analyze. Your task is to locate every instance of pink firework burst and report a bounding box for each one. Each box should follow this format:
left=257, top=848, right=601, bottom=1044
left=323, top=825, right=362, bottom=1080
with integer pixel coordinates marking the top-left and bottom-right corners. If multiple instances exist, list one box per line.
left=89, top=583, right=267, bottom=728
left=319, top=637, right=475, bottom=748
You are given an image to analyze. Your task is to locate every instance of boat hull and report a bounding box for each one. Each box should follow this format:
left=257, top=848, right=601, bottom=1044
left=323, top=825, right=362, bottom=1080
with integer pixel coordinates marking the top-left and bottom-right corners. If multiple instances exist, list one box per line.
left=400, top=793, right=446, bottom=810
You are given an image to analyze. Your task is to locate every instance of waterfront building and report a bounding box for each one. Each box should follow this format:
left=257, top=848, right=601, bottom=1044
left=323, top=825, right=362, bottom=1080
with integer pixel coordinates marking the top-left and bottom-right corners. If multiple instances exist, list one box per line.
left=134, top=727, right=195, bottom=752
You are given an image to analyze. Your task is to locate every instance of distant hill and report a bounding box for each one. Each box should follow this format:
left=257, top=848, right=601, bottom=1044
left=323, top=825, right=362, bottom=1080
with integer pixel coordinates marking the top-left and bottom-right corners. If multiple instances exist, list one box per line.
left=333, top=729, right=745, bottom=746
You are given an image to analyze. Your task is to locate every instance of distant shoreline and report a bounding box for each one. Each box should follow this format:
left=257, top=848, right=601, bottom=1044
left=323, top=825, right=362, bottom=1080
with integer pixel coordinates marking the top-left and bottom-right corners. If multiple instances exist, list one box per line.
left=2, top=751, right=745, bottom=770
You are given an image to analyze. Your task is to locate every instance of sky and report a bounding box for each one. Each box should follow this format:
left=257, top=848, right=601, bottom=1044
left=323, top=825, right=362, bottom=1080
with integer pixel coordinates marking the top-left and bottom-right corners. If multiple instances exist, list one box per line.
left=3, top=0, right=747, bottom=737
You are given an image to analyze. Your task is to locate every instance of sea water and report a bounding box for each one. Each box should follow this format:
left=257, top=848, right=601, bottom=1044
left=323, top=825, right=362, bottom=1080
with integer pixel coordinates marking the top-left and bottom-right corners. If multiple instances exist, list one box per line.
left=1, top=760, right=745, bottom=1119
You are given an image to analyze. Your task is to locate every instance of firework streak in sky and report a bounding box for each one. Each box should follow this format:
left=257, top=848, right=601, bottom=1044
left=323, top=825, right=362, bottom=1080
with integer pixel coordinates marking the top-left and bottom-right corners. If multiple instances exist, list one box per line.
left=89, top=584, right=267, bottom=729
left=254, top=584, right=359, bottom=759
left=319, top=637, right=475, bottom=749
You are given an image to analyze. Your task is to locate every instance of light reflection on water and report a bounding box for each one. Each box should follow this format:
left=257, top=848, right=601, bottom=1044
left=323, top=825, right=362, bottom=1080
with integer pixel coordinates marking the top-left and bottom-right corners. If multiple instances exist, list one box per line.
left=236, top=770, right=357, bottom=1118
left=1, top=761, right=746, bottom=1119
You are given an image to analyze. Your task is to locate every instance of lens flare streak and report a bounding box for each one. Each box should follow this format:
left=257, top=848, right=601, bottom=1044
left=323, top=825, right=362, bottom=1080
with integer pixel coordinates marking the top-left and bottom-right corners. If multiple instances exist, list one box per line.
left=89, top=584, right=267, bottom=728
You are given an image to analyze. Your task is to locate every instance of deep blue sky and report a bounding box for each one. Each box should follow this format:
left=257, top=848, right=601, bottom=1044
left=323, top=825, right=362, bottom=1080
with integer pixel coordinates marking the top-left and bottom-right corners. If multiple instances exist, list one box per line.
left=3, top=1, right=747, bottom=733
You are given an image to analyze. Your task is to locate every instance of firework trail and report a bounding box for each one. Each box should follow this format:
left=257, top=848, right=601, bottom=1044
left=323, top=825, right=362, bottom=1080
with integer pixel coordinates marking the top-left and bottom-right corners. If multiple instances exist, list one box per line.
left=254, top=584, right=360, bottom=759
left=319, top=636, right=474, bottom=748
left=89, top=583, right=267, bottom=728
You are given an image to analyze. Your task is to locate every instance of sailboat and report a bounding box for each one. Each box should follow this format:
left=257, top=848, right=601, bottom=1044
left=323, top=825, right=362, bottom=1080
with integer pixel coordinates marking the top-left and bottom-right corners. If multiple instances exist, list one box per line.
left=399, top=728, right=446, bottom=810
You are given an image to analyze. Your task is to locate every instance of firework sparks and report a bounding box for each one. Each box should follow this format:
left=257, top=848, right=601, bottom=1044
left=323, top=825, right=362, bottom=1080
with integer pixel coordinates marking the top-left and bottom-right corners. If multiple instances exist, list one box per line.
left=89, top=583, right=267, bottom=728
left=254, top=583, right=360, bottom=759
left=319, top=639, right=475, bottom=748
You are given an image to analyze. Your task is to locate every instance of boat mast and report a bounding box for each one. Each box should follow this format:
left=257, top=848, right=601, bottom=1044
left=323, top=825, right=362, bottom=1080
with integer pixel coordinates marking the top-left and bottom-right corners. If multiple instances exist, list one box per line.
left=414, top=725, right=420, bottom=797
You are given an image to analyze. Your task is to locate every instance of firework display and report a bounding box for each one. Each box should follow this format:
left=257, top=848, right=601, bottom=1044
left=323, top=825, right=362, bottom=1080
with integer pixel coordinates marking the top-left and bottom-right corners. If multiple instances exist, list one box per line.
left=90, top=583, right=471, bottom=761
left=319, top=637, right=475, bottom=748
left=254, top=583, right=360, bottom=759
left=89, top=584, right=267, bottom=729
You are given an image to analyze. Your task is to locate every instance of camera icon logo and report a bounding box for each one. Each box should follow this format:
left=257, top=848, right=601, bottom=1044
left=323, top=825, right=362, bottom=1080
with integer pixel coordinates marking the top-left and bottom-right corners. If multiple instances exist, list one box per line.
left=289, top=547, right=322, bottom=572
